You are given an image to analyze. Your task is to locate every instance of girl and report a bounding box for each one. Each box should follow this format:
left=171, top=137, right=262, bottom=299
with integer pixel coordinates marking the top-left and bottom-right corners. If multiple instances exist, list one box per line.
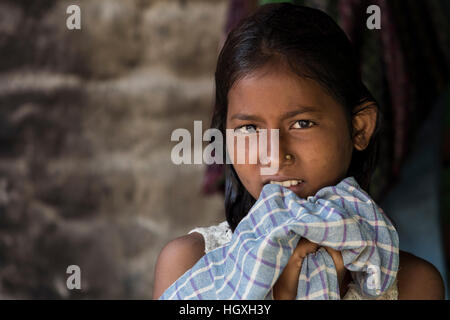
left=153, top=3, right=444, bottom=300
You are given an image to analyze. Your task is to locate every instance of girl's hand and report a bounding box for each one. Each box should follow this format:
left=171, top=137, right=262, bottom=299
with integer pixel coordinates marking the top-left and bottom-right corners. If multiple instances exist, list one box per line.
left=272, top=238, right=347, bottom=300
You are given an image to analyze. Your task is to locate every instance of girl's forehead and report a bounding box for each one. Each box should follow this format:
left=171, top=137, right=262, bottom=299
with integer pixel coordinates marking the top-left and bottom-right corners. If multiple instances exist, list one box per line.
left=227, top=68, right=335, bottom=115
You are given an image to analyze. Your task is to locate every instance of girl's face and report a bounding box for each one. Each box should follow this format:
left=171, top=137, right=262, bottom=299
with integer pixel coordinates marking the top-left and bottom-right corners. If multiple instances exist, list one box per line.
left=226, top=63, right=355, bottom=200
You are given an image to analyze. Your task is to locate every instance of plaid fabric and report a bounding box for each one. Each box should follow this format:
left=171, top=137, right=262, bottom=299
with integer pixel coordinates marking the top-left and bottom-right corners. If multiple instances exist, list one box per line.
left=160, top=177, right=399, bottom=300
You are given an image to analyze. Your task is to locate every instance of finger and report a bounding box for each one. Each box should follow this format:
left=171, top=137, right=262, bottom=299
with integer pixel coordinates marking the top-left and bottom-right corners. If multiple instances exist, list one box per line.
left=273, top=254, right=303, bottom=299
left=273, top=238, right=320, bottom=299
left=324, top=247, right=347, bottom=285
left=324, top=247, right=344, bottom=266
left=292, top=238, right=320, bottom=265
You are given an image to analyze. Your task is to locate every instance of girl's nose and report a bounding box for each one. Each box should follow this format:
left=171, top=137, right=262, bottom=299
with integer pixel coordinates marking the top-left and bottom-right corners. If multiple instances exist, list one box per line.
left=259, top=129, right=294, bottom=170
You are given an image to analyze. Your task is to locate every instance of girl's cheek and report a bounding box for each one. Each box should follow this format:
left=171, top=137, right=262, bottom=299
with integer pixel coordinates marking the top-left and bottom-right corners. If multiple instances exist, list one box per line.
left=234, top=165, right=259, bottom=198
left=225, top=137, right=235, bottom=163
left=300, top=138, right=341, bottom=171
left=226, top=135, right=260, bottom=165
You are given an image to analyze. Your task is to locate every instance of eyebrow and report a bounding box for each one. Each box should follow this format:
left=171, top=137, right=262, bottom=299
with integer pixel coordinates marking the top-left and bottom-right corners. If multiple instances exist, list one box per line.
left=229, top=105, right=320, bottom=122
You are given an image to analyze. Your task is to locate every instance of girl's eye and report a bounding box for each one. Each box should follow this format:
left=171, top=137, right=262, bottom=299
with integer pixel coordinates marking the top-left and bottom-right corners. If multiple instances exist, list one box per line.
left=234, top=124, right=257, bottom=134
left=292, top=120, right=315, bottom=129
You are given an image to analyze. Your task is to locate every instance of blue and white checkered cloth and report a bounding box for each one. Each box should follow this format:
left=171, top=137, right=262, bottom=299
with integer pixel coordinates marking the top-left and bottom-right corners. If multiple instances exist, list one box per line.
left=159, top=177, right=399, bottom=300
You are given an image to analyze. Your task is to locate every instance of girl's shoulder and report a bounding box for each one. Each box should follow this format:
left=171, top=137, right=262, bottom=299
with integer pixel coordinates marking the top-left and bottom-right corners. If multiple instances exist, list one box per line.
left=397, top=250, right=445, bottom=299
left=153, top=232, right=205, bottom=299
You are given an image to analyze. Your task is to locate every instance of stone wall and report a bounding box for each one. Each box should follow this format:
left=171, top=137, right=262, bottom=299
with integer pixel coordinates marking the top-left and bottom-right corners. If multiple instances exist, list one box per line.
left=0, top=0, right=227, bottom=299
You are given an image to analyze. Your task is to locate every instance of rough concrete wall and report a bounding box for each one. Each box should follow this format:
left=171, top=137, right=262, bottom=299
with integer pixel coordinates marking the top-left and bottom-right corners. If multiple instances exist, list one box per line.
left=0, top=0, right=227, bottom=299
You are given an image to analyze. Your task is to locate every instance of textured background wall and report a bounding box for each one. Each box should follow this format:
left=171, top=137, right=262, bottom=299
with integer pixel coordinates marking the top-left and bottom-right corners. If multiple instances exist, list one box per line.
left=0, top=0, right=227, bottom=299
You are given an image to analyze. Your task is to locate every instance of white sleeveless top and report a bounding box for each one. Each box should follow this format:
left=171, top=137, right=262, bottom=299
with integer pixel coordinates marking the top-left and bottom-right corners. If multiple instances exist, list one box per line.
left=189, top=221, right=398, bottom=300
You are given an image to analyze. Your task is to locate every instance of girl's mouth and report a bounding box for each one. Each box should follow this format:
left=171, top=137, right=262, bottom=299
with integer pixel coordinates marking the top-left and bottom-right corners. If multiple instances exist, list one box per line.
left=266, top=179, right=306, bottom=194
left=268, top=179, right=304, bottom=187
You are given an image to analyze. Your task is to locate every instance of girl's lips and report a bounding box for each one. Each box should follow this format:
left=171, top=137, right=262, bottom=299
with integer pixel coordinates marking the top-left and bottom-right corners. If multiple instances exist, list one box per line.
left=284, top=181, right=305, bottom=194
left=262, top=176, right=305, bottom=186
left=264, top=180, right=306, bottom=195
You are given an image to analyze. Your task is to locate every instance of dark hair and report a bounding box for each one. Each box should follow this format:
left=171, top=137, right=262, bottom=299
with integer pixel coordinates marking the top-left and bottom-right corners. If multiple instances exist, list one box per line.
left=210, top=3, right=382, bottom=231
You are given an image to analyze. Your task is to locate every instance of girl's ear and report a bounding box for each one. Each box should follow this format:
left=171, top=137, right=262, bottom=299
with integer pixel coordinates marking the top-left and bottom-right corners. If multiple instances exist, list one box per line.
left=352, top=102, right=378, bottom=151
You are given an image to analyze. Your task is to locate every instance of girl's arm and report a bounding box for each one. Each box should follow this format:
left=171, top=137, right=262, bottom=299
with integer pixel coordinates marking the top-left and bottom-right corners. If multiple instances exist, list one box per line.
left=274, top=247, right=446, bottom=300
left=152, top=232, right=205, bottom=299
left=273, top=238, right=347, bottom=300
left=153, top=234, right=347, bottom=300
